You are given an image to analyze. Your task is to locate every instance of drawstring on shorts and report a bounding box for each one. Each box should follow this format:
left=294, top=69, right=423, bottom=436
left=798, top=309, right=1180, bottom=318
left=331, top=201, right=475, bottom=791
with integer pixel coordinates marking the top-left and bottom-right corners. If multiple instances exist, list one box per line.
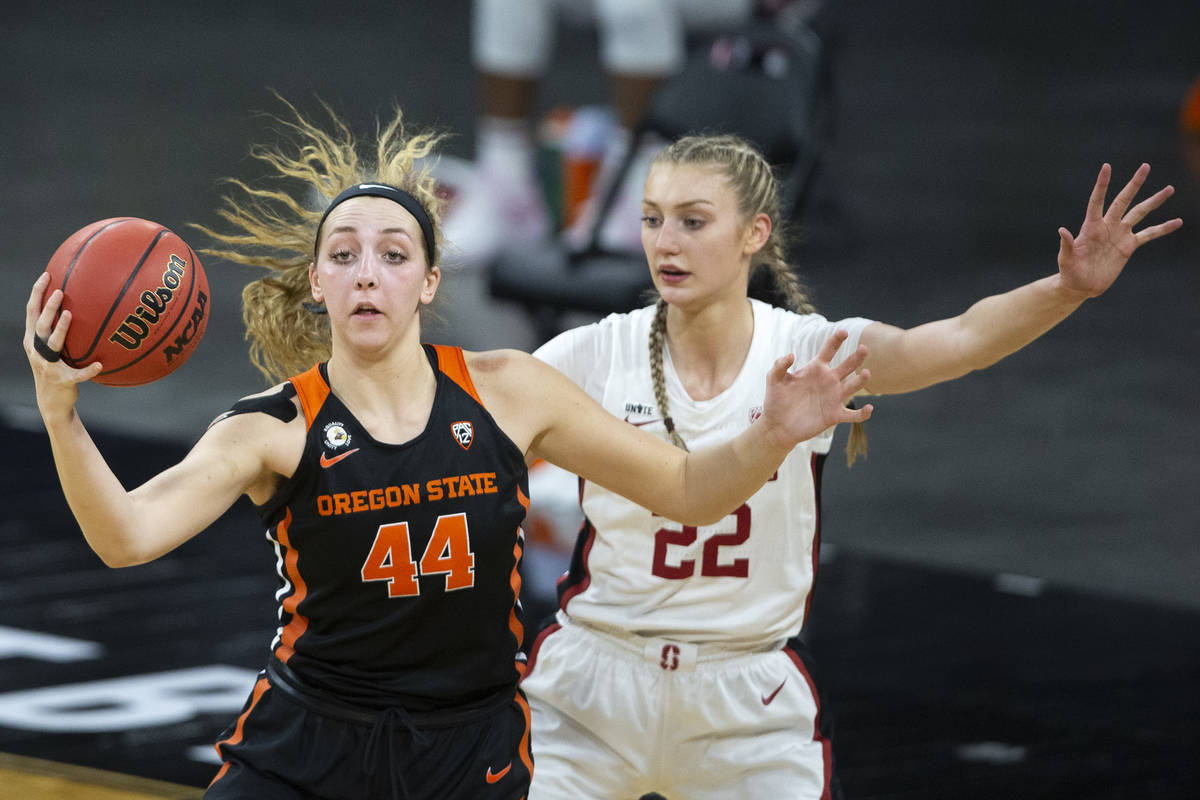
left=364, top=705, right=430, bottom=800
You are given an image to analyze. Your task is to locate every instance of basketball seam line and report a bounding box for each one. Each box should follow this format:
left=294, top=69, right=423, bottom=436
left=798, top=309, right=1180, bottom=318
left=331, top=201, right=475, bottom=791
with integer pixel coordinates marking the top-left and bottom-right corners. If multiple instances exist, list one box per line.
left=98, top=243, right=204, bottom=381
left=77, top=225, right=170, bottom=361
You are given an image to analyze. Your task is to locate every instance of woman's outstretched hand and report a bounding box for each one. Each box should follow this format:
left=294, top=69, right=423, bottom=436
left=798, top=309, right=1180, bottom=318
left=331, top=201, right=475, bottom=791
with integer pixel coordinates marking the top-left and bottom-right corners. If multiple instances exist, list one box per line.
left=1057, top=163, right=1183, bottom=299
left=761, top=330, right=873, bottom=449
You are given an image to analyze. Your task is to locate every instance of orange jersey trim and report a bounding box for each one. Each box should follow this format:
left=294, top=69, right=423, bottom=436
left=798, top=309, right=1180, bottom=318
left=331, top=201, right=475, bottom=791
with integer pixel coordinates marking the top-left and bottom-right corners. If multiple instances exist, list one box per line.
left=272, top=508, right=310, bottom=663
left=290, top=363, right=330, bottom=430
left=514, top=689, right=535, bottom=785
left=508, top=486, right=531, bottom=670
left=209, top=676, right=271, bottom=787
left=508, top=545, right=525, bottom=672
left=430, top=344, right=482, bottom=405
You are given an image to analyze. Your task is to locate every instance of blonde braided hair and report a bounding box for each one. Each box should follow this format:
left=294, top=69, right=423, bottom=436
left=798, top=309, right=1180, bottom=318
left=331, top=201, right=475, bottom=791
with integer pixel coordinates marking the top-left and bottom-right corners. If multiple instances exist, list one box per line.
left=648, top=298, right=688, bottom=450
left=191, top=92, right=447, bottom=385
left=646, top=134, right=868, bottom=465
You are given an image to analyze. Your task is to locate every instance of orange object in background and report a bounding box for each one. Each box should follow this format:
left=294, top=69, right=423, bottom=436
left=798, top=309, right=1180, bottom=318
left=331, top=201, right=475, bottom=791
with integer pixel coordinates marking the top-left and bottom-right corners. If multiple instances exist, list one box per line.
left=563, top=156, right=602, bottom=227
left=560, top=106, right=618, bottom=228
left=1180, top=76, right=1200, bottom=133
left=1180, top=76, right=1200, bottom=184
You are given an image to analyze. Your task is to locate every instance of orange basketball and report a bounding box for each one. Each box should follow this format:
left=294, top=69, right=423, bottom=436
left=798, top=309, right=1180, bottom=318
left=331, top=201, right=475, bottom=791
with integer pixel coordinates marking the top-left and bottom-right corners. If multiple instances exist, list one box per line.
left=43, top=217, right=211, bottom=386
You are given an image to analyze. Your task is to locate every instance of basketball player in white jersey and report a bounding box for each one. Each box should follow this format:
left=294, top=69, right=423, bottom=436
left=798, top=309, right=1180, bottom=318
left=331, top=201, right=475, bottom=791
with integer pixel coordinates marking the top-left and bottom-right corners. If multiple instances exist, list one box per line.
left=520, top=134, right=1181, bottom=798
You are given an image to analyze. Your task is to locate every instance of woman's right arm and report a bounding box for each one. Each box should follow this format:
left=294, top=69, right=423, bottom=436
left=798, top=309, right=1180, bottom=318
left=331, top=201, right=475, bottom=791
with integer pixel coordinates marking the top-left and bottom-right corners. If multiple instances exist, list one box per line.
left=24, top=273, right=288, bottom=567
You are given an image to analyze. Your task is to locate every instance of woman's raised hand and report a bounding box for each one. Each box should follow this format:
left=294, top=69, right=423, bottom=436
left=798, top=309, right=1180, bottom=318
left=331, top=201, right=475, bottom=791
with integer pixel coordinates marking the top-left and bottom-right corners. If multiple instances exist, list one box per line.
left=1056, top=163, right=1183, bottom=299
left=760, top=330, right=873, bottom=449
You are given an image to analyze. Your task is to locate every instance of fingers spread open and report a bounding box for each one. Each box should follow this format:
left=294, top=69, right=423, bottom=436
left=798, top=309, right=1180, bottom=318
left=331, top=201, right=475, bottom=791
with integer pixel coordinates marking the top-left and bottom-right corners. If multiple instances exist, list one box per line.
left=770, top=353, right=796, bottom=381
left=834, top=344, right=868, bottom=380
left=841, top=402, right=873, bottom=424
left=1134, top=216, right=1184, bottom=244
left=1086, top=163, right=1112, bottom=220
left=1107, top=163, right=1150, bottom=221
left=1123, top=184, right=1174, bottom=228
left=842, top=367, right=870, bottom=399
left=816, top=329, right=849, bottom=364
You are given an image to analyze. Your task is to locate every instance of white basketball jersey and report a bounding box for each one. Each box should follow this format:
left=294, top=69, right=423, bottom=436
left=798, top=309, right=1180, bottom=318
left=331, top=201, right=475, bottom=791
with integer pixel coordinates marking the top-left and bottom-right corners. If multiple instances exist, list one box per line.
left=534, top=300, right=874, bottom=648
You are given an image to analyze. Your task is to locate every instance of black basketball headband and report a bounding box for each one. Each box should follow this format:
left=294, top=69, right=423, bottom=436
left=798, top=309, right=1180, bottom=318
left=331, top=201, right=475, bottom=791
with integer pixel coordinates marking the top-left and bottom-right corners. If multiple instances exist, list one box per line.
left=314, top=183, right=436, bottom=262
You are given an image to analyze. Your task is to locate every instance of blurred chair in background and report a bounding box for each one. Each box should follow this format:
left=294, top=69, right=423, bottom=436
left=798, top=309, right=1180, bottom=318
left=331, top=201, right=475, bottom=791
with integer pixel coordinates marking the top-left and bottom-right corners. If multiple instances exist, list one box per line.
left=487, top=3, right=836, bottom=342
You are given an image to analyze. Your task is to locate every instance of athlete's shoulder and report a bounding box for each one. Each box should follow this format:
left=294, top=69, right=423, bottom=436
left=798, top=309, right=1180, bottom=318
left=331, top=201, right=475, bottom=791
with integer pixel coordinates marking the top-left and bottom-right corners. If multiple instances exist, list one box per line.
left=207, top=382, right=300, bottom=429
left=461, top=346, right=529, bottom=372
left=194, top=382, right=306, bottom=496
left=604, top=304, right=657, bottom=335
left=463, top=348, right=563, bottom=394
left=752, top=298, right=825, bottom=327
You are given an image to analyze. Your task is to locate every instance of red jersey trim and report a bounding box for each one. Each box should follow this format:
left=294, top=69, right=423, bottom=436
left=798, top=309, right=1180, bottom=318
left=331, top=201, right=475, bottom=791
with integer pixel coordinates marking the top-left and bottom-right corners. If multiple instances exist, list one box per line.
left=521, top=621, right=562, bottom=679
left=557, top=518, right=595, bottom=612
left=801, top=452, right=820, bottom=627
left=783, top=645, right=834, bottom=800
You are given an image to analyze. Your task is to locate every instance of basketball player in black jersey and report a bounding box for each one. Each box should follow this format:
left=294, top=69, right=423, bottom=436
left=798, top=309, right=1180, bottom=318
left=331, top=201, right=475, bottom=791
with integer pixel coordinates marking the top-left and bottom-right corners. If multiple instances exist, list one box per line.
left=23, top=98, right=874, bottom=799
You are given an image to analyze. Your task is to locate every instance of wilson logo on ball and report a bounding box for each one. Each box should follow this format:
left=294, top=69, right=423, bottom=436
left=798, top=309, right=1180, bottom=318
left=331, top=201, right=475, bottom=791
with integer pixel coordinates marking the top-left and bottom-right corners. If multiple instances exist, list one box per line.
left=108, top=254, right=188, bottom=351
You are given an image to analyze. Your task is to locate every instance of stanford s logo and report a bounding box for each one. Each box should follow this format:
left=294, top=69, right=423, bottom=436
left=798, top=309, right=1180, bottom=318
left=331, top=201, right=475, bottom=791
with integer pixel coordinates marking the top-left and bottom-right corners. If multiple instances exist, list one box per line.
left=660, top=644, right=680, bottom=671
left=452, top=421, right=474, bottom=450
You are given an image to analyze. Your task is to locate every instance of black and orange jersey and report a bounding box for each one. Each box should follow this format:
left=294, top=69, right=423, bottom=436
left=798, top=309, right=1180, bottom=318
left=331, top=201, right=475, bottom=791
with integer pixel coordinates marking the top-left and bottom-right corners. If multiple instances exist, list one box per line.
left=249, top=344, right=530, bottom=712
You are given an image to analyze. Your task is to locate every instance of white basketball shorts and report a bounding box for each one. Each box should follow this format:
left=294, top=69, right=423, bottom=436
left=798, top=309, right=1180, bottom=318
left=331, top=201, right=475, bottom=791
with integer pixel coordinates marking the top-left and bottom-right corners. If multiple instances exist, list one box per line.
left=521, top=613, right=841, bottom=799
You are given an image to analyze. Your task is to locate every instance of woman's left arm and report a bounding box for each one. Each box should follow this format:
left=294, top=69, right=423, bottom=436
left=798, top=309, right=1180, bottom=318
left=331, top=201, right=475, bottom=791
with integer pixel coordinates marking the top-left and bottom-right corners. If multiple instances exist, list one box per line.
left=859, top=163, right=1182, bottom=395
left=475, top=332, right=872, bottom=525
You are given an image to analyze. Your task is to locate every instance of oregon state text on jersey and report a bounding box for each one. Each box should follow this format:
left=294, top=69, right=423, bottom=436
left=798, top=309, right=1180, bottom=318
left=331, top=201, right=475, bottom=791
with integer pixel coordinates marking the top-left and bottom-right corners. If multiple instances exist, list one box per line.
left=254, top=344, right=530, bottom=712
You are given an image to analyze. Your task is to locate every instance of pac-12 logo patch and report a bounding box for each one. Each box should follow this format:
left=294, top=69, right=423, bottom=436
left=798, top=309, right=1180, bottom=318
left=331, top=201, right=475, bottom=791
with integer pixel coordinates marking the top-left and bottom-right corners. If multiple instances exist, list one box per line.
left=451, top=421, right=474, bottom=450
left=323, top=422, right=352, bottom=450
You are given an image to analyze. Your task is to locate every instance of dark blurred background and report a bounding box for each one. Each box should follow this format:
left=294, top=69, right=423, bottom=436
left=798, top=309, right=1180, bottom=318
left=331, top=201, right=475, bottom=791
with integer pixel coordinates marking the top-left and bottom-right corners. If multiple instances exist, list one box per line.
left=1, top=1, right=1197, bottom=797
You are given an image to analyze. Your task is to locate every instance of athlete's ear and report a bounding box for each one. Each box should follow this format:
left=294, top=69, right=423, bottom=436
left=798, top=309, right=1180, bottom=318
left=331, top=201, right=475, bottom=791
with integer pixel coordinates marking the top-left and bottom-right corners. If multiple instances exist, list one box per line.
left=420, top=265, right=440, bottom=305
left=309, top=261, right=322, bottom=302
left=743, top=212, right=771, bottom=257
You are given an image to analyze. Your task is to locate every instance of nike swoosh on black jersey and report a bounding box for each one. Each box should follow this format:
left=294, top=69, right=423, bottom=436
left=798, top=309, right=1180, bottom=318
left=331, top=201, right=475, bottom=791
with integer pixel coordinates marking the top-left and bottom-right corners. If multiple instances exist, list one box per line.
left=319, top=448, right=360, bottom=468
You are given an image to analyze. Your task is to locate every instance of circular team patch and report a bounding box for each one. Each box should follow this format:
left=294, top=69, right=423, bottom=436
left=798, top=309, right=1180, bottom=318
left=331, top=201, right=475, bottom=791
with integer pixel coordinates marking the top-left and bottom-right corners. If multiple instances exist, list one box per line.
left=323, top=422, right=352, bottom=450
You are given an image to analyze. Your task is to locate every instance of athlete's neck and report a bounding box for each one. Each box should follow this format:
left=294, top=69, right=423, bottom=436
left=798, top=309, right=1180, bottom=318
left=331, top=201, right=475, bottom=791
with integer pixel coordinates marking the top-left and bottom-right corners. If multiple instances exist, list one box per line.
left=325, top=343, right=437, bottom=444
left=665, top=296, right=755, bottom=402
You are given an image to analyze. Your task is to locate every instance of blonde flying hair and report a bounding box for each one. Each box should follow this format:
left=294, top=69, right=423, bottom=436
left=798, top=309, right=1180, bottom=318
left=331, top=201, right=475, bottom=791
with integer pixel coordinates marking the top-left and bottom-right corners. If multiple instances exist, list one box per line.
left=646, top=133, right=868, bottom=465
left=193, top=93, right=447, bottom=385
